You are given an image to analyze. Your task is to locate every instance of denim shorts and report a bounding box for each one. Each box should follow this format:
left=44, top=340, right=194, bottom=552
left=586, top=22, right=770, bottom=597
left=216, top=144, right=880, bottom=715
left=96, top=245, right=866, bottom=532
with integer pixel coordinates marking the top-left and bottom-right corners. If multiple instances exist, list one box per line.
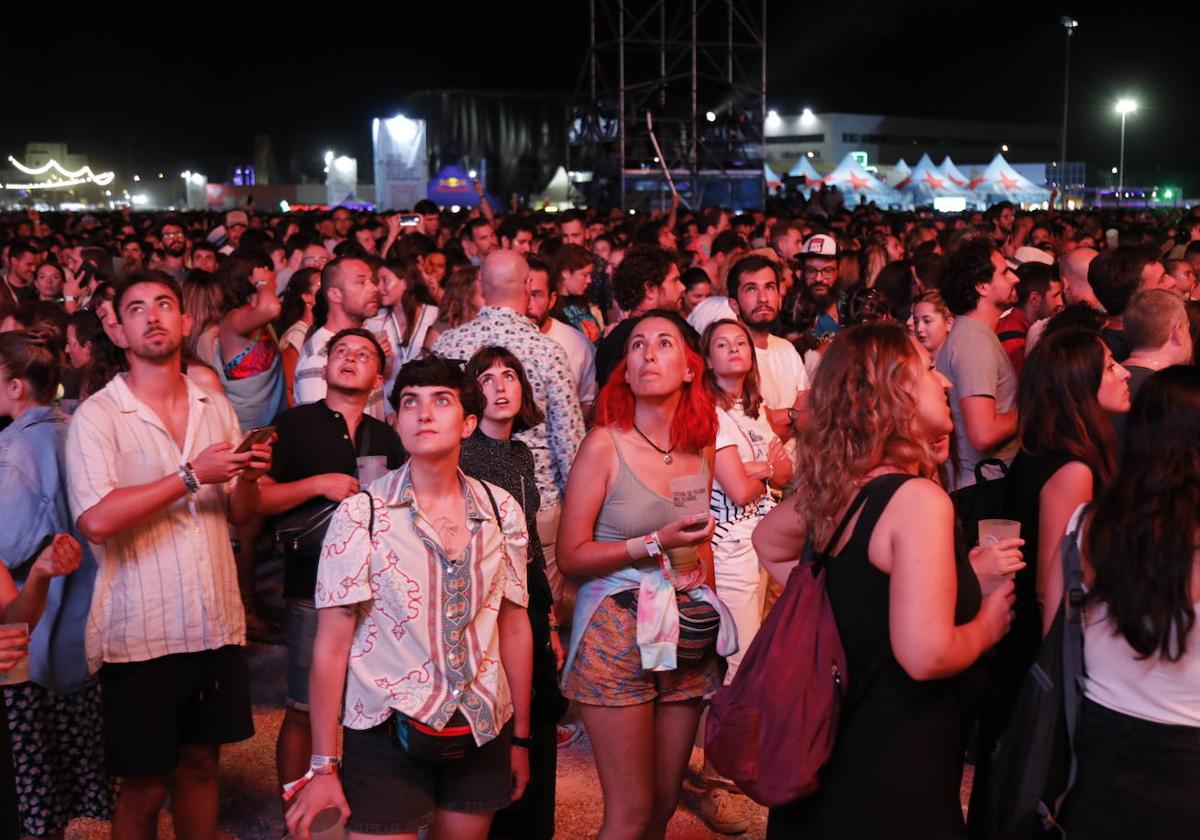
left=285, top=598, right=319, bottom=710
left=341, top=714, right=513, bottom=834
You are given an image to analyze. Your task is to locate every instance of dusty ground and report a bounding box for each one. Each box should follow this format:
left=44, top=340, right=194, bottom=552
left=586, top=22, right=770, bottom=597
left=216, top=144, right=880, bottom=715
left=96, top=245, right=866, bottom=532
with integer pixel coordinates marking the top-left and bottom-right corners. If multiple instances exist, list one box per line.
left=63, top=642, right=768, bottom=839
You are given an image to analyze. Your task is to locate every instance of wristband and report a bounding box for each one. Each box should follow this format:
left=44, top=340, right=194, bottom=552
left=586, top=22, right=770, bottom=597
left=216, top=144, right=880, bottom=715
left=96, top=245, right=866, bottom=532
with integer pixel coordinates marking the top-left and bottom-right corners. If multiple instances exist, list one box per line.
left=310, top=754, right=341, bottom=774
left=645, top=530, right=663, bottom=557
left=511, top=734, right=534, bottom=749
left=625, top=536, right=649, bottom=560
left=64, top=294, right=77, bottom=302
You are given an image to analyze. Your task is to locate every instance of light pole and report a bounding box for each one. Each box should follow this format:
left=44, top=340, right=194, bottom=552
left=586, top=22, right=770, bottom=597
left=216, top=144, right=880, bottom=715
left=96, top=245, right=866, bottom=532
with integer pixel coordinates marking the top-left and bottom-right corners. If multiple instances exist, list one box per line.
left=1115, top=98, right=1137, bottom=206
left=1059, top=17, right=1078, bottom=188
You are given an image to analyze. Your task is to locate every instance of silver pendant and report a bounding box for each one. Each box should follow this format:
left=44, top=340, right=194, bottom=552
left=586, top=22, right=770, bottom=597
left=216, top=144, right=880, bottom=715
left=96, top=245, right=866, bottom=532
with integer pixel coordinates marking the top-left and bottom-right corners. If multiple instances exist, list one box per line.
left=664, top=454, right=673, bottom=465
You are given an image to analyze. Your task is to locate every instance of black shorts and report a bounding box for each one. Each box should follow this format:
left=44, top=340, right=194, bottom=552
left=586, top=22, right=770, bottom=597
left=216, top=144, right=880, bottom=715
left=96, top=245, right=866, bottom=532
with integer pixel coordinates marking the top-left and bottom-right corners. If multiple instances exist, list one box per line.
left=342, top=714, right=512, bottom=834
left=99, top=645, right=254, bottom=777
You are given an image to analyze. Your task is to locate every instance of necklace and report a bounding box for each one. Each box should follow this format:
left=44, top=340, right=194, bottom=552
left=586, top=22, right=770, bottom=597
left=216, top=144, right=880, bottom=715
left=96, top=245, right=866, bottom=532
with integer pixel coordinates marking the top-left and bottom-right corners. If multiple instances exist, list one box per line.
left=632, top=424, right=675, bottom=464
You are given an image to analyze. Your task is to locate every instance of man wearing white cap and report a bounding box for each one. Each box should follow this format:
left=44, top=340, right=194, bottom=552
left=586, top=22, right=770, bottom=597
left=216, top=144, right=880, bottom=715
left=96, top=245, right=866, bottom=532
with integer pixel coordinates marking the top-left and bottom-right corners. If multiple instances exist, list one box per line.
left=220, top=210, right=249, bottom=255
left=800, top=233, right=842, bottom=340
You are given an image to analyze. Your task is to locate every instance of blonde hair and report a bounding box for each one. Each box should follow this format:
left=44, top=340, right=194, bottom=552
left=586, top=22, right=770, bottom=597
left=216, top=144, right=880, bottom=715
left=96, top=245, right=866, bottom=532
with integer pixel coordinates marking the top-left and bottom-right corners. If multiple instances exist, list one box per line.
left=913, top=289, right=953, bottom=321
left=793, top=322, right=936, bottom=544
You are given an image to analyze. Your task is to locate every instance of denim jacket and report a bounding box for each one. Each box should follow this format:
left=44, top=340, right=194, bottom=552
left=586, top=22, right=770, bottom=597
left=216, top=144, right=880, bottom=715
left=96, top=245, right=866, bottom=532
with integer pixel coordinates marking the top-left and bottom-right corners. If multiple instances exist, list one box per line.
left=0, top=406, right=97, bottom=693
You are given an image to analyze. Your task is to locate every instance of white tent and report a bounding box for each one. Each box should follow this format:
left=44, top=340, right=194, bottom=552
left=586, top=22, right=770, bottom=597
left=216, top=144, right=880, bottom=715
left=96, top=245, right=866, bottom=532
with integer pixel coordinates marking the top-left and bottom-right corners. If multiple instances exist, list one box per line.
left=887, top=158, right=912, bottom=187
left=940, top=157, right=971, bottom=188
left=786, top=156, right=824, bottom=183
left=536, top=166, right=573, bottom=209
left=764, top=163, right=783, bottom=193
left=968, top=154, right=1051, bottom=206
left=819, top=153, right=897, bottom=207
left=894, top=154, right=971, bottom=205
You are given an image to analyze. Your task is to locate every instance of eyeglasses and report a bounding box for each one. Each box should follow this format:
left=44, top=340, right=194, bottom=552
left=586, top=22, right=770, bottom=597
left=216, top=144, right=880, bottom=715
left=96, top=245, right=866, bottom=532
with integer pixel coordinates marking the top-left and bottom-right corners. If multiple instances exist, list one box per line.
left=803, top=265, right=838, bottom=279
left=162, top=232, right=185, bottom=240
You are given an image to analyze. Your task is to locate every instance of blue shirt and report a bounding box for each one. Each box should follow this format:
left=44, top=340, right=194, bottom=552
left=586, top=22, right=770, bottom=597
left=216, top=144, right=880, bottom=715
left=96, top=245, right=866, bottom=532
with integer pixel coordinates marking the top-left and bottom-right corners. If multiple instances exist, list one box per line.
left=0, top=406, right=98, bottom=692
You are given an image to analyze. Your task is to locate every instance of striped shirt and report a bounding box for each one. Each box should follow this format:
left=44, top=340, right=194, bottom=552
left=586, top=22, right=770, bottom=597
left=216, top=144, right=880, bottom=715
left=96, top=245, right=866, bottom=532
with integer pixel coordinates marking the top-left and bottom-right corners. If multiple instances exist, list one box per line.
left=316, top=464, right=529, bottom=744
left=64, top=374, right=246, bottom=672
left=293, top=325, right=386, bottom=421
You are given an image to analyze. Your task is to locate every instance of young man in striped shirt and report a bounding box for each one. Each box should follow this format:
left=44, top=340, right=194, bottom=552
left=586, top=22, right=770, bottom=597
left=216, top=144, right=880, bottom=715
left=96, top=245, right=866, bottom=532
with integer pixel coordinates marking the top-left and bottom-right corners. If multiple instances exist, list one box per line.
left=65, top=270, right=273, bottom=839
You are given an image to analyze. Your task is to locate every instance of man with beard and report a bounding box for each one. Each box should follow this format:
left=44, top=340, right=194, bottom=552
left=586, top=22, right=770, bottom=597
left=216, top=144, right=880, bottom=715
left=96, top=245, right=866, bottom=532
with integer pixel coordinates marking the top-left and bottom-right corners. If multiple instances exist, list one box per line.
left=525, top=256, right=597, bottom=419
left=293, top=257, right=387, bottom=420
left=936, top=238, right=1020, bottom=490
left=727, top=254, right=809, bottom=441
left=800, top=233, right=842, bottom=341
left=65, top=270, right=273, bottom=839
left=158, top=222, right=188, bottom=282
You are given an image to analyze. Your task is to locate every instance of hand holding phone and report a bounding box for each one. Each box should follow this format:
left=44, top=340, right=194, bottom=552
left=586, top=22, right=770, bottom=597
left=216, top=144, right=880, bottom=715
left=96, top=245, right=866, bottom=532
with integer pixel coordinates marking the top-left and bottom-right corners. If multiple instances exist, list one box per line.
left=236, top=426, right=276, bottom=453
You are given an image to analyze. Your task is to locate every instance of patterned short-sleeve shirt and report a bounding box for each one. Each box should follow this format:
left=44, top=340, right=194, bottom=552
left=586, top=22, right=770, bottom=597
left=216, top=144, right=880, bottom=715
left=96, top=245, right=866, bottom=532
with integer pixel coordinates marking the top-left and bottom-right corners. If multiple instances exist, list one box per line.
left=315, top=464, right=529, bottom=744
left=430, top=306, right=585, bottom=507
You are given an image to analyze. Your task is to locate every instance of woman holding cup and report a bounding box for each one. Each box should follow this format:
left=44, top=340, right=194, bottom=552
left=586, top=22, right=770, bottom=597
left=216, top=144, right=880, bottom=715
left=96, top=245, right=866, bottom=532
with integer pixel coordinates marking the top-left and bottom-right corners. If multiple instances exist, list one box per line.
left=557, top=310, right=736, bottom=840
left=967, top=325, right=1129, bottom=830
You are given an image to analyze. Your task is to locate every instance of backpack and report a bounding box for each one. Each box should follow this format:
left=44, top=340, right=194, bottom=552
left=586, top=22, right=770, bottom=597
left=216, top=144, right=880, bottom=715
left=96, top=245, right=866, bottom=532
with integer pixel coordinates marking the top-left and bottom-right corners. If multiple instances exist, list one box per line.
left=705, top=483, right=873, bottom=807
left=986, top=509, right=1087, bottom=838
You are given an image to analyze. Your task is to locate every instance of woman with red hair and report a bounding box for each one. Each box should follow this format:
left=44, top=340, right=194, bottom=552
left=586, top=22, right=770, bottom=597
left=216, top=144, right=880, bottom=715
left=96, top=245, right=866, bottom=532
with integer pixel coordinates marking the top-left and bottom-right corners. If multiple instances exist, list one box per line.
left=558, top=310, right=735, bottom=840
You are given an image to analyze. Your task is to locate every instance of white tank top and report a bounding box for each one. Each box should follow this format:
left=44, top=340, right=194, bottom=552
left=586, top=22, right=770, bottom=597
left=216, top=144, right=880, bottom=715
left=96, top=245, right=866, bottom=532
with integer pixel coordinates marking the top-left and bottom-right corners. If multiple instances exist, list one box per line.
left=1073, top=509, right=1200, bottom=727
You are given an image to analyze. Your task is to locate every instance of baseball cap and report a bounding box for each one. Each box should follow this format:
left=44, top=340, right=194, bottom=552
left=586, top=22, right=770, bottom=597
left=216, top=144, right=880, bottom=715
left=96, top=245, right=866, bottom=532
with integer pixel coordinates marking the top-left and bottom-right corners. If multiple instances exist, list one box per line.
left=1013, top=246, right=1055, bottom=267
left=225, top=210, right=249, bottom=228
left=801, top=234, right=838, bottom=258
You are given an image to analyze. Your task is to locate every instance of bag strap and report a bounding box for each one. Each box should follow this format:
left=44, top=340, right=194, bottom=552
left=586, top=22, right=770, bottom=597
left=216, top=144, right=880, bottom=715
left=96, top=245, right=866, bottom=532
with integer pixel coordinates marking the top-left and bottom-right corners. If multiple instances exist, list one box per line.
left=364, top=489, right=376, bottom=537
left=1060, top=507, right=1087, bottom=792
left=813, top=482, right=875, bottom=568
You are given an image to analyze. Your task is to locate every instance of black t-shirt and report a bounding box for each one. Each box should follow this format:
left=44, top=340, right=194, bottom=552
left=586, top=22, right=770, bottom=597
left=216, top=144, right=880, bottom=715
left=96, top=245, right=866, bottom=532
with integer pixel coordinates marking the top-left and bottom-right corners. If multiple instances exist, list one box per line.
left=594, top=317, right=636, bottom=391
left=269, top=400, right=406, bottom=598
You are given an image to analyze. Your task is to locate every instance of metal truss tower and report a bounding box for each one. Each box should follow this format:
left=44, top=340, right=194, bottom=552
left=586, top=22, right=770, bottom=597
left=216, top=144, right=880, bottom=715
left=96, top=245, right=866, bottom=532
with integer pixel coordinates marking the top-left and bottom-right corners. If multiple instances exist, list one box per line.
left=568, top=0, right=767, bottom=212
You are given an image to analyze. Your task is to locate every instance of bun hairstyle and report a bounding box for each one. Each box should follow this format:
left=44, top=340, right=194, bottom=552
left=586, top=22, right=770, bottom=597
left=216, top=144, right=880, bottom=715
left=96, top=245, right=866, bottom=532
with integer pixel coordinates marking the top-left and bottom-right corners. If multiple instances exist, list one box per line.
left=0, top=329, right=62, bottom=405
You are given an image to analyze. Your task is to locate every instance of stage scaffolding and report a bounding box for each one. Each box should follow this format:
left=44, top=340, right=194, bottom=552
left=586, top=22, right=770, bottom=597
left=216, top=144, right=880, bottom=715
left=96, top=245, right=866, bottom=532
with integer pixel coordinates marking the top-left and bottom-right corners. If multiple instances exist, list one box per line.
left=568, top=0, right=767, bottom=212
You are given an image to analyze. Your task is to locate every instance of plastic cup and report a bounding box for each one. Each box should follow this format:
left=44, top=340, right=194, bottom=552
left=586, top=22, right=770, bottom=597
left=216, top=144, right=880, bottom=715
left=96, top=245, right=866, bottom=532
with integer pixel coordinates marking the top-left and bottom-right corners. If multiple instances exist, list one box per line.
left=356, top=456, right=388, bottom=487
left=0, top=622, right=30, bottom=686
left=309, top=807, right=345, bottom=840
left=669, top=474, right=710, bottom=519
left=978, top=519, right=1021, bottom=547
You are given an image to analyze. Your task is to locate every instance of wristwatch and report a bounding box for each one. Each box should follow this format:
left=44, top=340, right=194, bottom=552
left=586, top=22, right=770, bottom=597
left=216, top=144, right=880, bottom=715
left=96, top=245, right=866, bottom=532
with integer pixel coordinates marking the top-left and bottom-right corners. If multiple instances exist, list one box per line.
left=511, top=734, right=534, bottom=750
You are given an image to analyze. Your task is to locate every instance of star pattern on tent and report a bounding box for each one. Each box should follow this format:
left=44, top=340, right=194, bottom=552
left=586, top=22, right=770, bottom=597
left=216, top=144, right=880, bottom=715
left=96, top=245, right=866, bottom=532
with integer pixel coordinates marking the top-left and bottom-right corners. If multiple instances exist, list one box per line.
left=847, top=172, right=871, bottom=190
left=998, top=172, right=1021, bottom=191
left=921, top=171, right=945, bottom=190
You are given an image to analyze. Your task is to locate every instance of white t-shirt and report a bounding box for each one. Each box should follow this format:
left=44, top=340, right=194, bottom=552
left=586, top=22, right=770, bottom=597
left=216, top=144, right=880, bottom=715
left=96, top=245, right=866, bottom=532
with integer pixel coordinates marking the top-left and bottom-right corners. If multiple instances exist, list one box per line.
left=711, top=403, right=778, bottom=531
left=755, top=334, right=810, bottom=410
left=544, top=317, right=598, bottom=405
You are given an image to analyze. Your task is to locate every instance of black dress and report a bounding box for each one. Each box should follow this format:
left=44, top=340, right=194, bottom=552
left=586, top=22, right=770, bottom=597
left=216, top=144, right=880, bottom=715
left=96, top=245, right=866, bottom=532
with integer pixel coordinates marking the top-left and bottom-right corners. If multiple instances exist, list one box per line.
left=768, top=474, right=984, bottom=840
left=459, top=429, right=564, bottom=840
left=966, top=449, right=1081, bottom=831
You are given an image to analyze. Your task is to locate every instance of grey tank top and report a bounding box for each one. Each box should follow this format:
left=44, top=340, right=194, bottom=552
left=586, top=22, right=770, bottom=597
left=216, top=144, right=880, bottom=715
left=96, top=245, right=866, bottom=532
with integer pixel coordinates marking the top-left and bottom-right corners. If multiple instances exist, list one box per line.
left=593, top=426, right=709, bottom=543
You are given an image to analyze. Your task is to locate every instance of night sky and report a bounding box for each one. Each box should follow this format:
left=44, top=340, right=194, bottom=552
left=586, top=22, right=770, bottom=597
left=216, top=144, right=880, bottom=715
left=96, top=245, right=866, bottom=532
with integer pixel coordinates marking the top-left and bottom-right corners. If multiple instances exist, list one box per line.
left=3, top=2, right=1196, bottom=192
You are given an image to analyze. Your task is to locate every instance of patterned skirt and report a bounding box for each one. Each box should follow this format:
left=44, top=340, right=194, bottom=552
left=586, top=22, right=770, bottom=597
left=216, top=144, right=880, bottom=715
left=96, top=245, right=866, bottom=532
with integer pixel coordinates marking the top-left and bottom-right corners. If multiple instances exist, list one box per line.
left=3, top=681, right=114, bottom=836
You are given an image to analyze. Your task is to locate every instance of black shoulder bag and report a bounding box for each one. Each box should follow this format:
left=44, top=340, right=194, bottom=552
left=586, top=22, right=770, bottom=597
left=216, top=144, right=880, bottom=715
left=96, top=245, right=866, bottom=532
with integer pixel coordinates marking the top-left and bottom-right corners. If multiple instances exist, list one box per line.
left=986, top=512, right=1087, bottom=839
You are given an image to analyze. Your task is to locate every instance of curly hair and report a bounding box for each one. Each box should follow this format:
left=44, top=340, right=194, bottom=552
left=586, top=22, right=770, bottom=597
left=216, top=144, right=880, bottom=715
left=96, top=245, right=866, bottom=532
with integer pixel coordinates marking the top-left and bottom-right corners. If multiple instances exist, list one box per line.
left=939, top=237, right=997, bottom=316
left=611, top=245, right=675, bottom=311
left=792, top=322, right=936, bottom=545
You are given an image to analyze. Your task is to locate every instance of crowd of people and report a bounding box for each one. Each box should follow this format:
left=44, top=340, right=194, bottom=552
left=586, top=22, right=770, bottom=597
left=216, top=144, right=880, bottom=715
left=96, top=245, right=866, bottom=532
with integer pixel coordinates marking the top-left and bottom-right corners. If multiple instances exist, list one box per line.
left=0, top=192, right=1197, bottom=840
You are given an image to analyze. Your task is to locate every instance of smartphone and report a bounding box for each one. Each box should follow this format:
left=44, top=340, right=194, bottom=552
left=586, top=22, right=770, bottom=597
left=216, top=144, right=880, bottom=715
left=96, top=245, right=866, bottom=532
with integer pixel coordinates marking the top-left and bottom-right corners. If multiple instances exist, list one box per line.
left=235, top=426, right=275, bottom=453
left=399, top=213, right=421, bottom=228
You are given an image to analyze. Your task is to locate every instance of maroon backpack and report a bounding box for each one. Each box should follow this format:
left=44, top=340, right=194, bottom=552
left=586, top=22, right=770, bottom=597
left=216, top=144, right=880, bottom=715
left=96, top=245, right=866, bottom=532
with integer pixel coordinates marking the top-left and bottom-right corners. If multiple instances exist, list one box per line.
left=705, top=485, right=871, bottom=808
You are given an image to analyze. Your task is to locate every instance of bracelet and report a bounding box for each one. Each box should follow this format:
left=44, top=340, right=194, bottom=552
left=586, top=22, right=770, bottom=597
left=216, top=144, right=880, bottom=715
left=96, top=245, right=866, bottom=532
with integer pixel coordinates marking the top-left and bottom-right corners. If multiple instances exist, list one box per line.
left=625, top=536, right=649, bottom=560
left=178, top=464, right=200, bottom=495
left=548, top=621, right=560, bottom=632
left=511, top=734, right=534, bottom=749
